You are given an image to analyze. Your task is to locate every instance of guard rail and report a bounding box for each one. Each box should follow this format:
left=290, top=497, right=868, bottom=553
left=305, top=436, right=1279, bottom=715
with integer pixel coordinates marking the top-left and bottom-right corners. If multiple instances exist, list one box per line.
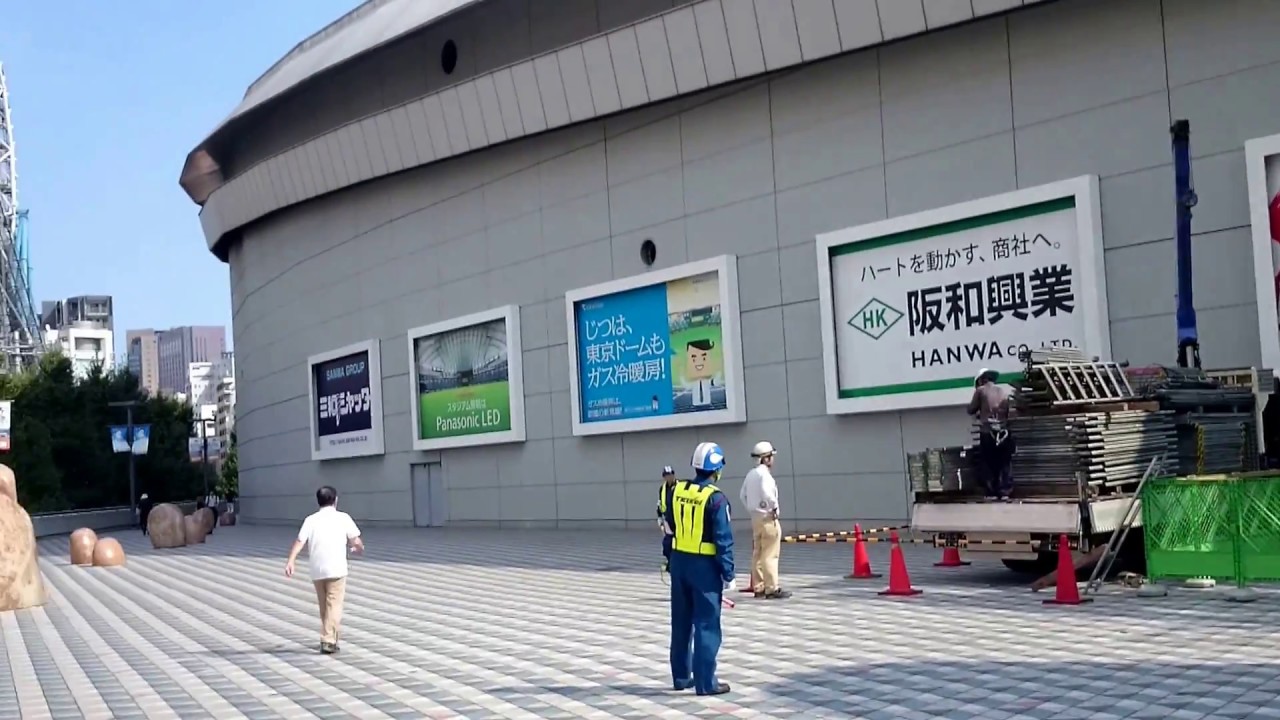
left=29, top=502, right=198, bottom=538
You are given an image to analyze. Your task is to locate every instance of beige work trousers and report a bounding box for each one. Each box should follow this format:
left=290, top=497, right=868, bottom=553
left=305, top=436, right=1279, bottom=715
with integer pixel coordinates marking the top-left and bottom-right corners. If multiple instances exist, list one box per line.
left=313, top=577, right=347, bottom=645
left=750, top=514, right=782, bottom=592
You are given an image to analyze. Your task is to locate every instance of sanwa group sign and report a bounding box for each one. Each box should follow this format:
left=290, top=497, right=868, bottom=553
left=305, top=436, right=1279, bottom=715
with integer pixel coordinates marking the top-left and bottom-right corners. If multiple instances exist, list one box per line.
left=306, top=338, right=386, bottom=461
left=816, top=176, right=1111, bottom=414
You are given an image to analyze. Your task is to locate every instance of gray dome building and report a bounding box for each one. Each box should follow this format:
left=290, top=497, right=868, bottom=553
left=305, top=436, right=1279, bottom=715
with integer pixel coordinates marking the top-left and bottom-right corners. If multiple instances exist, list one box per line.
left=182, top=0, right=1280, bottom=529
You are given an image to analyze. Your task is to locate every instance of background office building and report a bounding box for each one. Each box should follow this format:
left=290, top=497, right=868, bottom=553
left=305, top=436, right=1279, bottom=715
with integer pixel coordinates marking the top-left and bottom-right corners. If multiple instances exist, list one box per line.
left=126, top=329, right=161, bottom=395
left=154, top=325, right=227, bottom=396
left=182, top=0, right=1280, bottom=528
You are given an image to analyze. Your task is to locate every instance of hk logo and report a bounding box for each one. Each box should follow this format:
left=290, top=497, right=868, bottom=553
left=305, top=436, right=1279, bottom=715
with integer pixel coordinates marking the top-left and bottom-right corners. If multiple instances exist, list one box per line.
left=849, top=298, right=903, bottom=340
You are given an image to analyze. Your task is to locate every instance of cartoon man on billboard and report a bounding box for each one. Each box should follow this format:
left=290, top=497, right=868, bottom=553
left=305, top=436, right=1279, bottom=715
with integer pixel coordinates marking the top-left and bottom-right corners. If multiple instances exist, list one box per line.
left=682, top=338, right=721, bottom=409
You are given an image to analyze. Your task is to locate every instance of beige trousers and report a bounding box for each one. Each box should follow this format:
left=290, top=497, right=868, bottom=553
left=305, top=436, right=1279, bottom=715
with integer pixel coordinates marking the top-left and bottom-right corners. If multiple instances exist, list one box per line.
left=313, top=577, right=347, bottom=644
left=750, top=514, right=782, bottom=592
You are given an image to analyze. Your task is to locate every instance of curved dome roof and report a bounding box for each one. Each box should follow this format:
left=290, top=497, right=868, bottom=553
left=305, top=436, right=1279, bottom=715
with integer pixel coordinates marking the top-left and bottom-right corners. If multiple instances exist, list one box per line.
left=212, top=0, right=480, bottom=148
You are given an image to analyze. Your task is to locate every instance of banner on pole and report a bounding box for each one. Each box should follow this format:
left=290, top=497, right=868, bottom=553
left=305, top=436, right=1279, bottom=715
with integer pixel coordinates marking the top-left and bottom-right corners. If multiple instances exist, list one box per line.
left=111, top=425, right=151, bottom=455
left=131, top=425, right=150, bottom=456
left=0, top=400, right=11, bottom=452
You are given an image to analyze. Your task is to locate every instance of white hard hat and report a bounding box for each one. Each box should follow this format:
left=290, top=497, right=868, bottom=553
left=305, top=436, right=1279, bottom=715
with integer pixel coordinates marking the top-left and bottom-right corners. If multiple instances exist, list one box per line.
left=751, top=441, right=777, bottom=457
left=975, top=368, right=991, bottom=382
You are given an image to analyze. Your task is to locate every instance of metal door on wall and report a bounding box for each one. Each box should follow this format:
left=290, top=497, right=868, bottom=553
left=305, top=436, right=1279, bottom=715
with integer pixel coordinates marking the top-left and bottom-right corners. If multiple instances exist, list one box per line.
left=411, top=462, right=447, bottom=527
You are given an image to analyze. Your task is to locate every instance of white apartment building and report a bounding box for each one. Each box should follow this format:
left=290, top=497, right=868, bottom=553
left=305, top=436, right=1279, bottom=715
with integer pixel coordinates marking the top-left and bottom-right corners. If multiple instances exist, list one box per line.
left=44, top=323, right=113, bottom=379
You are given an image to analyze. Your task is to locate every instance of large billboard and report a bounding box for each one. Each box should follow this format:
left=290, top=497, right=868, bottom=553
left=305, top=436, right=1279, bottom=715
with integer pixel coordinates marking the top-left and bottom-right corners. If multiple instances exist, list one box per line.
left=565, top=255, right=746, bottom=436
left=407, top=306, right=526, bottom=451
left=1247, top=132, right=1280, bottom=376
left=306, top=339, right=385, bottom=461
left=816, top=176, right=1110, bottom=415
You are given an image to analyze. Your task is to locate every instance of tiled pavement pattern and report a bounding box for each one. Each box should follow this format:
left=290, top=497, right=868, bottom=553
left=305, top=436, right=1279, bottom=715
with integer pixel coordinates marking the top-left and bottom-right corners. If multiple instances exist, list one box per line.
left=2, top=528, right=1280, bottom=720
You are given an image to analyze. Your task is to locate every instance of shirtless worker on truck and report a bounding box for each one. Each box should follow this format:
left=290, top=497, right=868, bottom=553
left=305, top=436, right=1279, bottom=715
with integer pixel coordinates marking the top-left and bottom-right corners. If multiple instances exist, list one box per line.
left=968, top=368, right=1015, bottom=501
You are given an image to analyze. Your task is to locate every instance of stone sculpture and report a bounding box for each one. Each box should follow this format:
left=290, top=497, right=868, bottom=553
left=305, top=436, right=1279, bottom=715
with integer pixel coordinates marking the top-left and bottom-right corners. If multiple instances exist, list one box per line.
left=218, top=511, right=236, bottom=527
left=195, top=507, right=215, bottom=534
left=0, top=464, right=15, bottom=502
left=148, top=503, right=186, bottom=549
left=91, top=537, right=126, bottom=567
left=69, top=528, right=98, bottom=566
left=0, top=493, right=46, bottom=610
left=183, top=514, right=206, bottom=544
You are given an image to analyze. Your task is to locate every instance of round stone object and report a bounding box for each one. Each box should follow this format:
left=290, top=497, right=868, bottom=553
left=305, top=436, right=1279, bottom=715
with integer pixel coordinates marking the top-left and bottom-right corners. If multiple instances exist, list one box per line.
left=148, top=503, right=186, bottom=549
left=183, top=514, right=206, bottom=544
left=91, top=537, right=126, bottom=567
left=0, top=494, right=47, bottom=610
left=69, top=528, right=98, bottom=566
left=195, top=507, right=215, bottom=534
left=218, top=511, right=236, bottom=527
left=0, top=464, right=15, bottom=502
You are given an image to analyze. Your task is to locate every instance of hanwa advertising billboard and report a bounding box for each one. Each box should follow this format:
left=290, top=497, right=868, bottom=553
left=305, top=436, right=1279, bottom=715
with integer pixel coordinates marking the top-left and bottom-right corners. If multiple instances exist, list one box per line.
left=407, top=305, right=526, bottom=451
left=816, top=176, right=1110, bottom=415
left=306, top=338, right=385, bottom=461
left=565, top=255, right=746, bottom=436
left=1246, top=132, right=1280, bottom=376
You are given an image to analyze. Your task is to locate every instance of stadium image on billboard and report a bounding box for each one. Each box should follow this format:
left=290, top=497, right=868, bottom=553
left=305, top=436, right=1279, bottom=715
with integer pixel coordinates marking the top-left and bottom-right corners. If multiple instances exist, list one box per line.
left=406, top=306, right=526, bottom=451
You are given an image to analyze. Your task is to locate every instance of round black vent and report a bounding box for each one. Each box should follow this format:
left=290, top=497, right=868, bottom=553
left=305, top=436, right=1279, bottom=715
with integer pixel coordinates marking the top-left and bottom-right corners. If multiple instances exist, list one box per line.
left=640, top=239, right=657, bottom=266
left=441, top=40, right=458, bottom=75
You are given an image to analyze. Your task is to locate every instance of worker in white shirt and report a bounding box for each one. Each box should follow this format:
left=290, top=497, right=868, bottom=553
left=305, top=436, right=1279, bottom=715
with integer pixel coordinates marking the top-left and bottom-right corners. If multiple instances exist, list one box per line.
left=739, top=441, right=791, bottom=599
left=285, top=486, right=365, bottom=654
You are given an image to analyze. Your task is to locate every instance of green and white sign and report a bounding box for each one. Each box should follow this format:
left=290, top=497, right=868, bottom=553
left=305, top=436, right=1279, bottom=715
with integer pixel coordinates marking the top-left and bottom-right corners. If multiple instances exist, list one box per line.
left=815, top=176, right=1111, bottom=415
left=407, top=306, right=526, bottom=451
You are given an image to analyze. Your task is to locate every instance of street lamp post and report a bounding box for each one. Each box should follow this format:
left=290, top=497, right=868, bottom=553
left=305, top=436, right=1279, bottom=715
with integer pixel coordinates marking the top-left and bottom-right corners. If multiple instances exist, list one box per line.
left=108, top=400, right=140, bottom=515
left=199, top=418, right=216, bottom=498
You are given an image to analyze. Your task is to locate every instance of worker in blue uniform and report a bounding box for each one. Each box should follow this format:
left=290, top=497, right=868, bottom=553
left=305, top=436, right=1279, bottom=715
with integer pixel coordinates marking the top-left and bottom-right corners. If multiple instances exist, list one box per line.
left=662, top=441, right=734, bottom=696
left=657, top=465, right=678, bottom=573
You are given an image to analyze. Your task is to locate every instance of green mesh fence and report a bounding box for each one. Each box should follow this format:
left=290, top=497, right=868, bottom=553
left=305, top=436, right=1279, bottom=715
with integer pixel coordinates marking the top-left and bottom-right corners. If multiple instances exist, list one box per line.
left=1236, top=475, right=1280, bottom=582
left=1142, top=473, right=1280, bottom=585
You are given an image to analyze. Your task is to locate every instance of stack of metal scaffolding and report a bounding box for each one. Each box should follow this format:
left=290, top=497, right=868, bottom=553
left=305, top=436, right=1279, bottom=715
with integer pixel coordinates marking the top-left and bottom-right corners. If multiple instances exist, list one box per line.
left=1124, top=365, right=1259, bottom=474
left=977, top=352, right=1174, bottom=497
left=907, top=446, right=972, bottom=494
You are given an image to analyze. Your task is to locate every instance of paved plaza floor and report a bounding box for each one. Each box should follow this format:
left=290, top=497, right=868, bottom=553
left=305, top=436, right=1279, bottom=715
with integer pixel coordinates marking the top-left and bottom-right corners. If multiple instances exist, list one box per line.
left=3, top=526, right=1280, bottom=719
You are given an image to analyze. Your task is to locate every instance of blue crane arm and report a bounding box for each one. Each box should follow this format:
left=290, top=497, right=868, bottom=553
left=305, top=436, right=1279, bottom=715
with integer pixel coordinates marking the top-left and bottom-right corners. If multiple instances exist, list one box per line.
left=1172, top=120, right=1200, bottom=369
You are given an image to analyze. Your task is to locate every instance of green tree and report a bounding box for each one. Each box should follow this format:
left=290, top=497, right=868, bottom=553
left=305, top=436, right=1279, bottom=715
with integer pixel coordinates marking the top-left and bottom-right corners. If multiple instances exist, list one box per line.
left=0, top=350, right=203, bottom=511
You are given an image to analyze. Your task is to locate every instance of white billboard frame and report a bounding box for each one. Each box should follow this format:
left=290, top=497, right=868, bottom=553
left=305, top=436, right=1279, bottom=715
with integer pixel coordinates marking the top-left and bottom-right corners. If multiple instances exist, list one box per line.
left=406, top=305, right=527, bottom=452
left=565, top=254, right=746, bottom=437
left=307, top=338, right=386, bottom=461
left=1246, top=132, right=1280, bottom=378
left=815, top=175, right=1110, bottom=415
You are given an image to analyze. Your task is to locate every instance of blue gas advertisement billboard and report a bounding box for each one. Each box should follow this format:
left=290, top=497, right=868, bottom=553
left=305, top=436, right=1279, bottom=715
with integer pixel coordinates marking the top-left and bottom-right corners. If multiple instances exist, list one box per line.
left=566, top=256, right=745, bottom=436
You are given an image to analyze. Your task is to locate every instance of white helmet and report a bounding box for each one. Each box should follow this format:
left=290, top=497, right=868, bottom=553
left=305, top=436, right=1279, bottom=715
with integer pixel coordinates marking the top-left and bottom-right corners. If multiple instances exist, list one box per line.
left=751, top=441, right=777, bottom=458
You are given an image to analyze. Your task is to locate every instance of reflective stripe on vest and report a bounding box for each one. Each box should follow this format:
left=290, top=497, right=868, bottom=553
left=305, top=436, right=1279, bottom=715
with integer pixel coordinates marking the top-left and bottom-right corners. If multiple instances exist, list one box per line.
left=671, top=481, right=719, bottom=556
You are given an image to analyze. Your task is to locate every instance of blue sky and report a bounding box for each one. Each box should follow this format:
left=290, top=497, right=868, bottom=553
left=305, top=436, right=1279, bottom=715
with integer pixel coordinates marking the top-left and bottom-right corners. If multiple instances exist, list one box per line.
left=1, top=0, right=359, bottom=354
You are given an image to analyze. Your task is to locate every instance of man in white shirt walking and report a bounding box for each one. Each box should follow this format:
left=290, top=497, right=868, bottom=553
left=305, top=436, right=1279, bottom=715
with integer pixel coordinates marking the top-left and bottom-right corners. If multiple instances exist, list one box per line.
left=285, top=486, right=364, bottom=654
left=739, top=441, right=791, bottom=600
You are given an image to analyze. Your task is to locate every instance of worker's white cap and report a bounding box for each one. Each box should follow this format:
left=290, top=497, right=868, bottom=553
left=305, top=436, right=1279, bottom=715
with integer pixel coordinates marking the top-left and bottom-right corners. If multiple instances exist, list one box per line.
left=751, top=441, right=777, bottom=457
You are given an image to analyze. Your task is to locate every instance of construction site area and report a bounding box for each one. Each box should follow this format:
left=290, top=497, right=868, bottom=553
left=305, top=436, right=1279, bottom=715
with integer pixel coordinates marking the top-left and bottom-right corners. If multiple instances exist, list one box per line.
left=4, top=525, right=1276, bottom=719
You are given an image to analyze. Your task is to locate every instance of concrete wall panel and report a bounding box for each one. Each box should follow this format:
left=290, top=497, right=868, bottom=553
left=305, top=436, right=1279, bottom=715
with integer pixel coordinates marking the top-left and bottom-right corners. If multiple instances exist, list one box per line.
left=230, top=0, right=1280, bottom=530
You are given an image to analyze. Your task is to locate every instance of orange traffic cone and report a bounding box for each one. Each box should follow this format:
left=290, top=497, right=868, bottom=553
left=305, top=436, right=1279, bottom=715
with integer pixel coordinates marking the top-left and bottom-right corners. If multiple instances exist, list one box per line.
left=1043, top=534, right=1092, bottom=606
left=878, top=531, right=922, bottom=597
left=846, top=524, right=881, bottom=579
left=934, top=545, right=971, bottom=567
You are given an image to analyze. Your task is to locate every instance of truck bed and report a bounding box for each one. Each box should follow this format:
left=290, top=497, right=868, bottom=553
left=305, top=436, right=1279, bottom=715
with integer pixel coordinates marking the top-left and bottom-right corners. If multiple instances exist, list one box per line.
left=911, top=495, right=1139, bottom=536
